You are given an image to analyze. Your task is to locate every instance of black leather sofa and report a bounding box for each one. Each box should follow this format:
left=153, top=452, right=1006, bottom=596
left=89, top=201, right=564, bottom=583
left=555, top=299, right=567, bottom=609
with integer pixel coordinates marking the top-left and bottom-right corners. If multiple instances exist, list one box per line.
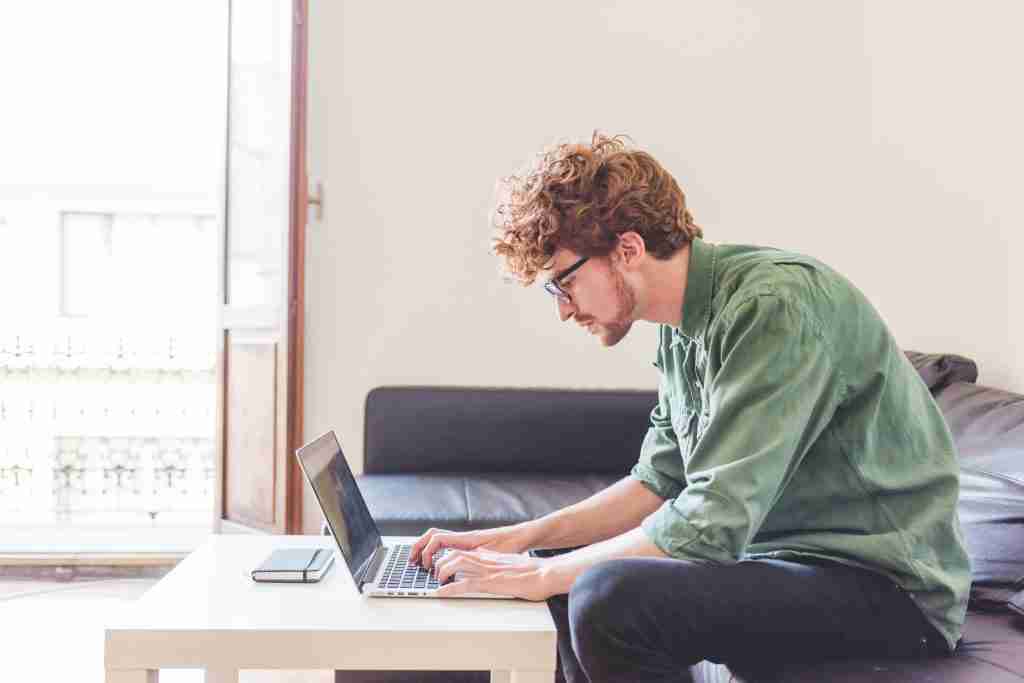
left=334, top=351, right=1024, bottom=682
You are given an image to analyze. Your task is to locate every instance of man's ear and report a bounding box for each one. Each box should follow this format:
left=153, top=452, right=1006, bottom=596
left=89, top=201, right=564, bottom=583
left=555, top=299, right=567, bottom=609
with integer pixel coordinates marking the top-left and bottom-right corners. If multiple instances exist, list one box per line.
left=617, top=231, right=646, bottom=268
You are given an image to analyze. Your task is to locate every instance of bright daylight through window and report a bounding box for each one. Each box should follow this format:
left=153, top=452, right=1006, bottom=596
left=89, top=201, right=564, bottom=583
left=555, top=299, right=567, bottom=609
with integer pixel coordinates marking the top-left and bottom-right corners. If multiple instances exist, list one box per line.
left=0, top=1, right=227, bottom=552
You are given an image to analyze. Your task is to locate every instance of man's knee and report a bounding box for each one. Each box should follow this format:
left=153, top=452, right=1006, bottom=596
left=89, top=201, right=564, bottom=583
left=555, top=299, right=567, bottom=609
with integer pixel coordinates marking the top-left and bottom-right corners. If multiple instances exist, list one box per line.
left=567, top=561, right=637, bottom=651
left=567, top=559, right=716, bottom=653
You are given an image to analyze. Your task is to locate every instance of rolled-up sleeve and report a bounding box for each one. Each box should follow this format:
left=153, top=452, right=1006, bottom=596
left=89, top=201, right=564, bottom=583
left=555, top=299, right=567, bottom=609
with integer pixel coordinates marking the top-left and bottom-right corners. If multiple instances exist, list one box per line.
left=631, top=367, right=687, bottom=501
left=641, top=293, right=844, bottom=563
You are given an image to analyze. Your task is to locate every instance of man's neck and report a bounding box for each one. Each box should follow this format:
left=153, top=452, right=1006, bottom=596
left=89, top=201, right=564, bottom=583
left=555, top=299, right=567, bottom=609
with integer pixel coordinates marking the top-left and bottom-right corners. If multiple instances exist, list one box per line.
left=640, top=242, right=690, bottom=328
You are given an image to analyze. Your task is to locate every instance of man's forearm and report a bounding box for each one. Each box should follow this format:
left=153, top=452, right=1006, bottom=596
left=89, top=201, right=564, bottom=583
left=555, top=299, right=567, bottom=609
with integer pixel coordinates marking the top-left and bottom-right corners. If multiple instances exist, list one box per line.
left=516, top=476, right=666, bottom=550
left=538, top=526, right=668, bottom=596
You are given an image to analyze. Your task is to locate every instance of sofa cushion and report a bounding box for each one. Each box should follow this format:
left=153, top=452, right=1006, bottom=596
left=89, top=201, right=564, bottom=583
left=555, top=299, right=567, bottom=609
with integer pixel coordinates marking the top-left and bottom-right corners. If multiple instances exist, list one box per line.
left=363, top=386, right=655, bottom=475
left=356, top=472, right=622, bottom=536
left=903, top=350, right=979, bottom=393
left=935, top=382, right=1024, bottom=600
left=958, top=468, right=1024, bottom=590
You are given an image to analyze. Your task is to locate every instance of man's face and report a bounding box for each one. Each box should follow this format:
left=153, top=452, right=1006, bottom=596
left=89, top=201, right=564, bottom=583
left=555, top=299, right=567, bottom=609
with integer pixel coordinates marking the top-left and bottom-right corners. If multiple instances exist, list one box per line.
left=547, top=248, right=638, bottom=347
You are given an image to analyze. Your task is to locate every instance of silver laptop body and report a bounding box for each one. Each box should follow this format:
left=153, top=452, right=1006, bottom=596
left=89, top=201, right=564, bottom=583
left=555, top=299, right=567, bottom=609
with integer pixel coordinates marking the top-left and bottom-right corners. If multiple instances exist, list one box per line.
left=295, top=431, right=515, bottom=599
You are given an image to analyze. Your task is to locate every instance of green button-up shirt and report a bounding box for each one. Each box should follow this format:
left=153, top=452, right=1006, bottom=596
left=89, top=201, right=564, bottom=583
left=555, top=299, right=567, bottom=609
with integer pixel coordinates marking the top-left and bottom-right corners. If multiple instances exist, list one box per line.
left=631, top=237, right=971, bottom=650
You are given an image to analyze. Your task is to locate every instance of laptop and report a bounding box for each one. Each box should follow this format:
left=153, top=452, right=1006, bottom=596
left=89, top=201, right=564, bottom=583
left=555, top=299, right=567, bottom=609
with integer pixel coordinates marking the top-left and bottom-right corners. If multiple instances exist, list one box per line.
left=295, top=430, right=517, bottom=599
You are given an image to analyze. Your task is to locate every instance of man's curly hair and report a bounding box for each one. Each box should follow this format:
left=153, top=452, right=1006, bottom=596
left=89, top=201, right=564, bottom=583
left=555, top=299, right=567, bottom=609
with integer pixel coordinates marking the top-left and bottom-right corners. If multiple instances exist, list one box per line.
left=491, top=131, right=703, bottom=285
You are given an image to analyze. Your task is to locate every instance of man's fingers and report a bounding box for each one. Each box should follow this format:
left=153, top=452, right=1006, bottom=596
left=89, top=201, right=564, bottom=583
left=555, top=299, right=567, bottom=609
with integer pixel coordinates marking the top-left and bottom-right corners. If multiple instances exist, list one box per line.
left=434, top=550, right=466, bottom=582
left=435, top=552, right=506, bottom=583
left=434, top=549, right=524, bottom=579
left=422, top=534, right=455, bottom=569
left=420, top=536, right=440, bottom=568
left=435, top=552, right=468, bottom=583
left=435, top=576, right=476, bottom=598
left=410, top=528, right=438, bottom=565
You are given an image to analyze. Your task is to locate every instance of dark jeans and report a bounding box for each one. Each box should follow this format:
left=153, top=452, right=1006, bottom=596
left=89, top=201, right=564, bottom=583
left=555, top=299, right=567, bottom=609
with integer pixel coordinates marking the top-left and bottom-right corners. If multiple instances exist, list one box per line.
left=529, top=547, right=953, bottom=683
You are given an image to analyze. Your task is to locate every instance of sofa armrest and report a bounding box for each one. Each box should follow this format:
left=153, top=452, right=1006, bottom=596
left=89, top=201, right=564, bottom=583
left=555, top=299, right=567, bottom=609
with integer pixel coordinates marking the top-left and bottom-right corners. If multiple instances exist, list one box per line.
left=903, top=350, right=978, bottom=393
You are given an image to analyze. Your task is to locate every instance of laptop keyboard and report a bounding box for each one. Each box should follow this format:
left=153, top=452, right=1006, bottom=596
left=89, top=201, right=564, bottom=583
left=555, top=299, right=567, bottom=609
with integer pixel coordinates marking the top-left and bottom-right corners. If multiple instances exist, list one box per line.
left=378, top=544, right=450, bottom=592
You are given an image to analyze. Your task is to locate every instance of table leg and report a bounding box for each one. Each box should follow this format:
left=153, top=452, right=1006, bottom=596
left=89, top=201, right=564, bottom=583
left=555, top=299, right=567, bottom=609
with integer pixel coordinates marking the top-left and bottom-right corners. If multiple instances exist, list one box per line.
left=106, top=670, right=158, bottom=683
left=205, top=669, right=239, bottom=683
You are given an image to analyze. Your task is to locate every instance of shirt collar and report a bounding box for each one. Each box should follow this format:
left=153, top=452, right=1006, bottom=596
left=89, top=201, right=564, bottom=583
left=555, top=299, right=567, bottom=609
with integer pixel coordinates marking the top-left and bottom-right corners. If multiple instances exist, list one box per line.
left=673, top=237, right=716, bottom=344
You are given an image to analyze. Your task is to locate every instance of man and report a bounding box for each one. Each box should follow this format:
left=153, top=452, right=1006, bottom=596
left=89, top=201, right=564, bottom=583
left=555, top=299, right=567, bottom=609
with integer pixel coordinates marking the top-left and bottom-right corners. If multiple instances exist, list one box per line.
left=410, top=132, right=970, bottom=683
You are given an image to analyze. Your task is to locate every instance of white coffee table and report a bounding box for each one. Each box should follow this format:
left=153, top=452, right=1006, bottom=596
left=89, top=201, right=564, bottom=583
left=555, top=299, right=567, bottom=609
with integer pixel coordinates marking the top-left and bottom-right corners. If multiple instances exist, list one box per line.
left=104, top=534, right=557, bottom=683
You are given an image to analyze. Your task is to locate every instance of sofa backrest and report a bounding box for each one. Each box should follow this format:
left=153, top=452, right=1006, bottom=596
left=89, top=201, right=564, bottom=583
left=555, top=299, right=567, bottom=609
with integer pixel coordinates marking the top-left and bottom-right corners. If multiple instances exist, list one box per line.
left=360, top=353, right=978, bottom=477
left=364, top=386, right=657, bottom=475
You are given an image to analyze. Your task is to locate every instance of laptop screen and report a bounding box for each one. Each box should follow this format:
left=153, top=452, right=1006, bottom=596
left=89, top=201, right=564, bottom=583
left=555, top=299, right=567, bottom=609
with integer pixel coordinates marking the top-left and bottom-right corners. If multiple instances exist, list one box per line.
left=295, top=432, right=382, bottom=579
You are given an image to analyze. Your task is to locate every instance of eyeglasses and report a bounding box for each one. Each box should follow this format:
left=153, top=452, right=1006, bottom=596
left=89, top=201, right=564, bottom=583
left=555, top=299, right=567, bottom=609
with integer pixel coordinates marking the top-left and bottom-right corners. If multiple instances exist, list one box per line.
left=543, top=256, right=590, bottom=303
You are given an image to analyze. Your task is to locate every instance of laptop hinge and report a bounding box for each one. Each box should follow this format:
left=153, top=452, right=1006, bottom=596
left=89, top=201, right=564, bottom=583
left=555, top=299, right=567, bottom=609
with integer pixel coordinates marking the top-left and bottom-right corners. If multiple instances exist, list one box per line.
left=356, top=545, right=387, bottom=591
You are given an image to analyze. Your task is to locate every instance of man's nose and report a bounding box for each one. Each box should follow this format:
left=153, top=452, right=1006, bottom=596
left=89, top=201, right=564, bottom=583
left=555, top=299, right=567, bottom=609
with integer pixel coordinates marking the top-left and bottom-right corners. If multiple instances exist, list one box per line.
left=557, top=297, right=576, bottom=322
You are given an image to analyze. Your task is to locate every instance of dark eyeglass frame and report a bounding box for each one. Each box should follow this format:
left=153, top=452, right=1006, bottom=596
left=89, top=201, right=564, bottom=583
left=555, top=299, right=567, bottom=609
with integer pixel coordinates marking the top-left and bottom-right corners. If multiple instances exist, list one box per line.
left=543, top=256, right=590, bottom=303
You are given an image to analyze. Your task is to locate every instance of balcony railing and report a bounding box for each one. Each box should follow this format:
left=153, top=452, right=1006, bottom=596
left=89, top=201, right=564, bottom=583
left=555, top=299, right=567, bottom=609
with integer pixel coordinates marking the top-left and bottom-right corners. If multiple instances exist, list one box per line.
left=0, top=321, right=216, bottom=526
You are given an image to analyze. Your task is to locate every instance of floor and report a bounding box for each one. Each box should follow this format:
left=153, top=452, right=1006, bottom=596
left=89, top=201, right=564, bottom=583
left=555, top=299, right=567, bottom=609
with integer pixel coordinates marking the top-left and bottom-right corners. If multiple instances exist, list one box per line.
left=0, top=576, right=333, bottom=683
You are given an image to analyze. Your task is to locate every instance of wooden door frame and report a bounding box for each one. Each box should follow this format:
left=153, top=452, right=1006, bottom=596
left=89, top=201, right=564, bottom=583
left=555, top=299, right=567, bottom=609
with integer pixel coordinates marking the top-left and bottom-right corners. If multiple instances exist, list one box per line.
left=284, top=0, right=308, bottom=533
left=214, top=0, right=307, bottom=535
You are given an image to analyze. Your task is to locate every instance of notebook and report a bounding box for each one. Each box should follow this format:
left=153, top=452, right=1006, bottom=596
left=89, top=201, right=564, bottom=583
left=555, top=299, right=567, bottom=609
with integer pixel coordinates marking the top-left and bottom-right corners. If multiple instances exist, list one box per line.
left=251, top=547, right=335, bottom=583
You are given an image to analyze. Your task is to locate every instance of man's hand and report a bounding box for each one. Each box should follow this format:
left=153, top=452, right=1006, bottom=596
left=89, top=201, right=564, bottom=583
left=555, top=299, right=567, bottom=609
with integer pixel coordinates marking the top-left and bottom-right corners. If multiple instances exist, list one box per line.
left=410, top=525, right=534, bottom=570
left=432, top=549, right=555, bottom=601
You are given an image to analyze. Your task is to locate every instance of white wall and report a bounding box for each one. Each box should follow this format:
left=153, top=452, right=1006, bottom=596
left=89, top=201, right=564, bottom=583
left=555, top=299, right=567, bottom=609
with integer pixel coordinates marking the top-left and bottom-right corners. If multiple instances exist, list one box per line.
left=303, top=0, right=1023, bottom=532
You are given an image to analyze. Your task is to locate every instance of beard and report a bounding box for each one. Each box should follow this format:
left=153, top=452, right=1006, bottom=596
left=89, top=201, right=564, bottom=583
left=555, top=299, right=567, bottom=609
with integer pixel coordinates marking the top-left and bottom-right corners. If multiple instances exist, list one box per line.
left=592, top=266, right=636, bottom=347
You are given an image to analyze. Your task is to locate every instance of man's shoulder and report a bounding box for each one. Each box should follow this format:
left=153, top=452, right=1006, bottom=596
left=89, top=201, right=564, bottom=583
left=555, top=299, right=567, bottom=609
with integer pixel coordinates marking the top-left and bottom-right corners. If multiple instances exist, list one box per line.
left=713, top=243, right=845, bottom=322
left=715, top=242, right=832, bottom=286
